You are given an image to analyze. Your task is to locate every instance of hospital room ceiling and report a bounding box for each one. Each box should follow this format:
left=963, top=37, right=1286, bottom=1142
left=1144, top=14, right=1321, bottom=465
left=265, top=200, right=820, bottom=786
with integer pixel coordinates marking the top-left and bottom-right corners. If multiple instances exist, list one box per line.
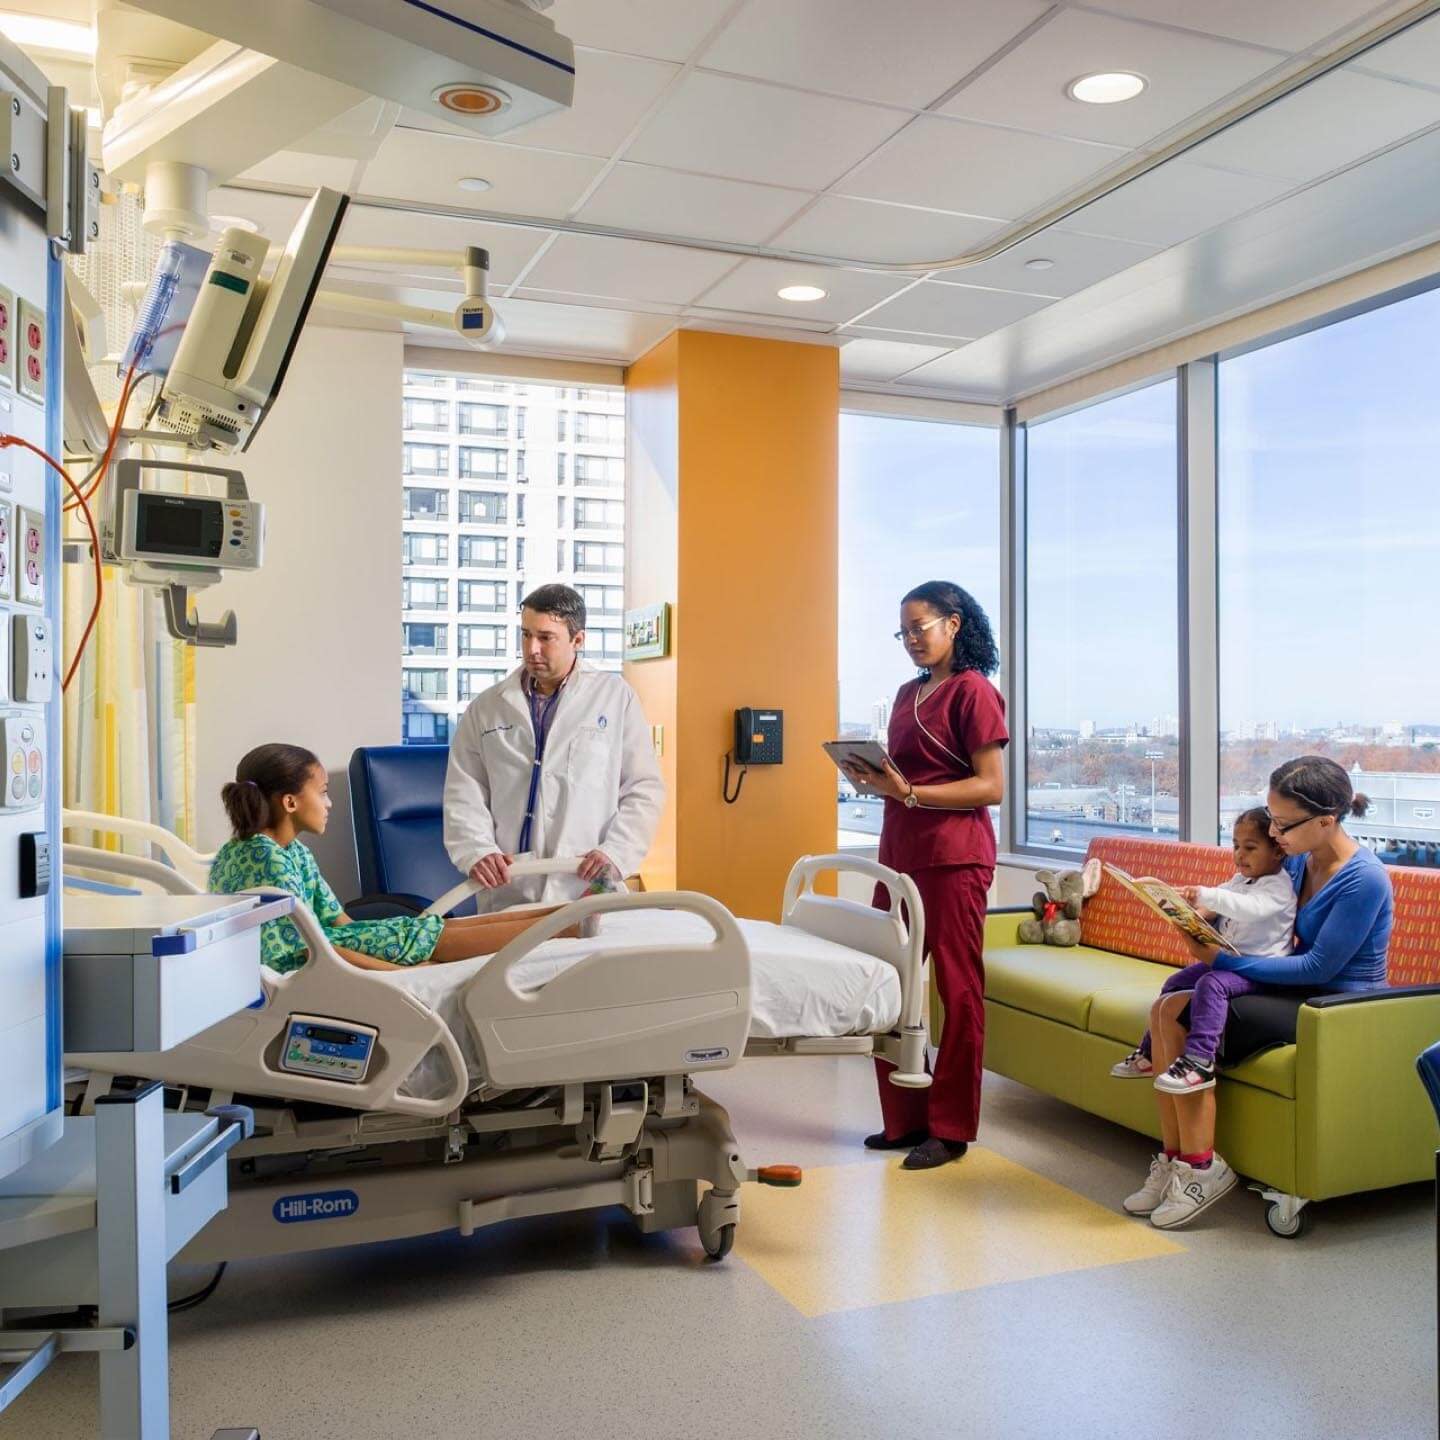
left=19, top=0, right=1440, bottom=404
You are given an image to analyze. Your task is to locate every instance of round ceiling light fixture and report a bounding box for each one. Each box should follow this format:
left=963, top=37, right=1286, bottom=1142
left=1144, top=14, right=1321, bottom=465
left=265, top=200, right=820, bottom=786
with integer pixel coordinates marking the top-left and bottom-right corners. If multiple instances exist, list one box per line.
left=777, top=284, right=827, bottom=302
left=434, top=83, right=511, bottom=117
left=1066, top=71, right=1146, bottom=105
left=458, top=176, right=494, bottom=193
left=1024, top=257, right=1056, bottom=271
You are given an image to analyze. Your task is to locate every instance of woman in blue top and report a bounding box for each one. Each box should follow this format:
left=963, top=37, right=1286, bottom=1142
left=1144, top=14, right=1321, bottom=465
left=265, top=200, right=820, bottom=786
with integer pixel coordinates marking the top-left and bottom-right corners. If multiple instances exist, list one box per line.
left=1126, top=755, right=1392, bottom=1231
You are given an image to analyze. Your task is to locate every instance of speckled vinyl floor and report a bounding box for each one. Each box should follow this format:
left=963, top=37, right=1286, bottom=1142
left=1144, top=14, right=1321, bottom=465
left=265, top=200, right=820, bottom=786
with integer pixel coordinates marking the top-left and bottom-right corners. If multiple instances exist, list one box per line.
left=7, top=1058, right=1435, bottom=1439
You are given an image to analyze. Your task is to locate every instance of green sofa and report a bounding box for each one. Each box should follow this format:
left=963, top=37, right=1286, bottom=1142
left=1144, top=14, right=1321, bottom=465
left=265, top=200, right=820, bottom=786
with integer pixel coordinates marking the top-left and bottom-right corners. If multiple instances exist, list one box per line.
left=974, top=837, right=1440, bottom=1235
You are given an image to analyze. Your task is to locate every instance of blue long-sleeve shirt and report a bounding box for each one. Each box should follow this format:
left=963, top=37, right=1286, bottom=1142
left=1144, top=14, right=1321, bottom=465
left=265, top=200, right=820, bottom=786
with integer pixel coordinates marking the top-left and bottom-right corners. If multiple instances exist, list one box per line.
left=1212, top=847, right=1392, bottom=991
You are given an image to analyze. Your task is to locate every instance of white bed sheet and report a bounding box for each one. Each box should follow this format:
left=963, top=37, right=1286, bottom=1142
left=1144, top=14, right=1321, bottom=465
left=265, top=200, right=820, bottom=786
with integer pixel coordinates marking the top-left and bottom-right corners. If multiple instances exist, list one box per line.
left=384, top=909, right=901, bottom=1098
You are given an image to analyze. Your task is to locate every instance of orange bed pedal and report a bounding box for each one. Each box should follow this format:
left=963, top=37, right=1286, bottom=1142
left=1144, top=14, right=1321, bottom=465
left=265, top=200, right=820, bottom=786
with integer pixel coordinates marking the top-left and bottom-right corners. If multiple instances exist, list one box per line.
left=757, top=1164, right=803, bottom=1187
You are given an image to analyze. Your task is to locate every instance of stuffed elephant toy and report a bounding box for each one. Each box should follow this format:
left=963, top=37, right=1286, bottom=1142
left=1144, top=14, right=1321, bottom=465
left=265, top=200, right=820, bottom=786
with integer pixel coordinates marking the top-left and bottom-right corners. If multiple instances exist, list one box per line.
left=1017, top=869, right=1086, bottom=947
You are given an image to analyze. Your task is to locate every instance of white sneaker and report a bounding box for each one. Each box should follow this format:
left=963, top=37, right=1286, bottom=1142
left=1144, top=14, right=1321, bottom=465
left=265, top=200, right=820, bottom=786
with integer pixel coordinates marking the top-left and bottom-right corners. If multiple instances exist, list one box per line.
left=1122, top=1153, right=1176, bottom=1216
left=1111, top=1048, right=1155, bottom=1079
left=1149, top=1154, right=1238, bottom=1230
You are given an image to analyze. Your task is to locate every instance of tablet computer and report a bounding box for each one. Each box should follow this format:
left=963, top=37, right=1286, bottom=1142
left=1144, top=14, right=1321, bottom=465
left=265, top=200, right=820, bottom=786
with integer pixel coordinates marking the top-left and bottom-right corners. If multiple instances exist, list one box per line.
left=822, top=740, right=894, bottom=795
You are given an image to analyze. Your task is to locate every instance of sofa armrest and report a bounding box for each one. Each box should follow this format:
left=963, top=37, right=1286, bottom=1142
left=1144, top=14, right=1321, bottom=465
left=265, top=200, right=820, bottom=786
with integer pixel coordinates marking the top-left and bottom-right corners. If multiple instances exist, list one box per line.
left=1295, top=989, right=1440, bottom=1199
left=984, top=907, right=1032, bottom=948
left=1305, top=983, right=1440, bottom=1008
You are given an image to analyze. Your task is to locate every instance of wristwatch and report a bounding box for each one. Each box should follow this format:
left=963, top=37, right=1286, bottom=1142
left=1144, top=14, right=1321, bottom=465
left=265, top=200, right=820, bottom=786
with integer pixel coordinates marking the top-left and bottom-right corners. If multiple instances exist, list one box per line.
left=903, top=785, right=919, bottom=809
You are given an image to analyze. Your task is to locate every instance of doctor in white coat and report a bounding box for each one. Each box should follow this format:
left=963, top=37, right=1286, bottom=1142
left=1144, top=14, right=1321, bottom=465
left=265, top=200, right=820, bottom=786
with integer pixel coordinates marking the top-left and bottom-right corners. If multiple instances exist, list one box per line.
left=443, top=583, right=665, bottom=908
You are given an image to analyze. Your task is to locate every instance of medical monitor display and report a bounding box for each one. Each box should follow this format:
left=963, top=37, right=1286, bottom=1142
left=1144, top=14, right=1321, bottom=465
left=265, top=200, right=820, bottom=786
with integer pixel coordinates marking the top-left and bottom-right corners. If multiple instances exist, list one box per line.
left=134, top=494, right=223, bottom=559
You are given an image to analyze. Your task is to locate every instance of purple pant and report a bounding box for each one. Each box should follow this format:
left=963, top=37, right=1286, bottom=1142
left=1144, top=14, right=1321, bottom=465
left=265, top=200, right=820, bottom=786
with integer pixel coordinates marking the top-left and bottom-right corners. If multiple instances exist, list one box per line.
left=1139, top=962, right=1263, bottom=1065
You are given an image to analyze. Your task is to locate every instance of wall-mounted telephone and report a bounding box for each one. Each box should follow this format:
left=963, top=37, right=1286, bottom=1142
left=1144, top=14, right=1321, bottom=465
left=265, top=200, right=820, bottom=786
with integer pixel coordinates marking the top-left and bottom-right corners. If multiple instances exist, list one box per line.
left=725, top=707, right=783, bottom=804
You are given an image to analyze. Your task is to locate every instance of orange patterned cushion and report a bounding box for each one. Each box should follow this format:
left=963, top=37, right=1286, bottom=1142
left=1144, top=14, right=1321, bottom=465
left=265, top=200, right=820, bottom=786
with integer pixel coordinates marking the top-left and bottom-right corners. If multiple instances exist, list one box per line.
left=1385, top=866, right=1440, bottom=986
left=1079, top=838, right=1236, bottom=967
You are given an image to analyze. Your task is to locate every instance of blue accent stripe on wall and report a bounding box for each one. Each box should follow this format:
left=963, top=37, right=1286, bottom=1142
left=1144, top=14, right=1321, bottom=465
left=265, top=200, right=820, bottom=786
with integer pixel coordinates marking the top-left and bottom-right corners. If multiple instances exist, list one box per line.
left=44, top=242, right=62, bottom=1114
left=402, top=0, right=576, bottom=75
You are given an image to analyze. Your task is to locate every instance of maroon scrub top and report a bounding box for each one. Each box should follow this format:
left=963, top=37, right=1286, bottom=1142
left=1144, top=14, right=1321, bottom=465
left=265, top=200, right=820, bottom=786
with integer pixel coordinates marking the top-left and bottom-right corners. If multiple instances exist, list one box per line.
left=877, top=669, right=1009, bottom=873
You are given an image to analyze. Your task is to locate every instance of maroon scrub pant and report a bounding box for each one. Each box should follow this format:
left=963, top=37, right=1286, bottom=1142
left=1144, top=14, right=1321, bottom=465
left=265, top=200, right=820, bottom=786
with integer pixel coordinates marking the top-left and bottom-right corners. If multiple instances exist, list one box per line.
left=873, top=864, right=991, bottom=1144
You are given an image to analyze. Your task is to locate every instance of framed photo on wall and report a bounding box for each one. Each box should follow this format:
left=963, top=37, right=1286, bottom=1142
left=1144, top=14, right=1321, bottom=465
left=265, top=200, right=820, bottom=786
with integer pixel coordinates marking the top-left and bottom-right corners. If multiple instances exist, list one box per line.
left=623, top=601, right=670, bottom=661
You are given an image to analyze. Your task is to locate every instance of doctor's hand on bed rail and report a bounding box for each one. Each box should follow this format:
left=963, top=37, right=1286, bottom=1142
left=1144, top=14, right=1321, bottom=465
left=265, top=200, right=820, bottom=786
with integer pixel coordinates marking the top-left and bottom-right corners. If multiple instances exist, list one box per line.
left=577, top=849, right=618, bottom=884
left=469, top=852, right=515, bottom=889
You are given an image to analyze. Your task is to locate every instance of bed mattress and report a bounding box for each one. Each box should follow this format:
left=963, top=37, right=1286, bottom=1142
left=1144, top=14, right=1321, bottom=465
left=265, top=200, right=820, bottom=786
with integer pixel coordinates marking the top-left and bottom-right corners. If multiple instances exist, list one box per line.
left=385, top=909, right=902, bottom=1096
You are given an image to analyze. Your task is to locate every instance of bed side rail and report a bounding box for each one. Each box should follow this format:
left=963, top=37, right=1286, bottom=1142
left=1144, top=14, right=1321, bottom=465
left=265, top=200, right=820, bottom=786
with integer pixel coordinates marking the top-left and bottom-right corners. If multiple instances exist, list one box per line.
left=63, top=808, right=215, bottom=890
left=422, top=855, right=622, bottom=919
left=463, top=888, right=751, bottom=1090
left=63, top=843, right=205, bottom=896
left=781, top=854, right=930, bottom=1089
left=70, top=891, right=469, bottom=1119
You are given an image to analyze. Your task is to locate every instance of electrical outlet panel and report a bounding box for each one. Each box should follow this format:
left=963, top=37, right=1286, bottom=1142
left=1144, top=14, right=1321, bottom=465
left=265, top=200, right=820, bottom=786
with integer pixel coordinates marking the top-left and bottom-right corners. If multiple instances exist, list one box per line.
left=15, top=505, right=42, bottom=607
left=0, top=285, right=13, bottom=392
left=0, top=499, right=10, bottom=602
left=16, top=299, right=43, bottom=403
left=11, top=613, right=51, bottom=703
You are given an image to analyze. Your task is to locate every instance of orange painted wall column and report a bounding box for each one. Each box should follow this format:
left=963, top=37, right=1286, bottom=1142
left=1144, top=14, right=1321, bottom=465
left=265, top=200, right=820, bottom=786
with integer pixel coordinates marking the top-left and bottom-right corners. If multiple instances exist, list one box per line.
left=625, top=331, right=839, bottom=920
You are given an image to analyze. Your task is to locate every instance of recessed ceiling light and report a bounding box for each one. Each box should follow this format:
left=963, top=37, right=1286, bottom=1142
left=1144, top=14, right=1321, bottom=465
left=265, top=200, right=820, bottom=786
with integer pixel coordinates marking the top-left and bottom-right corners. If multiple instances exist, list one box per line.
left=0, top=15, right=95, bottom=57
left=1024, top=258, right=1056, bottom=271
left=458, top=176, right=493, bottom=193
left=1067, top=71, right=1146, bottom=105
left=777, top=284, right=826, bottom=302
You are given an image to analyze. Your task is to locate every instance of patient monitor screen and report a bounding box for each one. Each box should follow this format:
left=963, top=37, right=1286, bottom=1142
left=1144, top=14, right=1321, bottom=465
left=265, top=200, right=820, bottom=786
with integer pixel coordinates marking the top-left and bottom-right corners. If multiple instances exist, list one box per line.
left=135, top=494, right=223, bottom=559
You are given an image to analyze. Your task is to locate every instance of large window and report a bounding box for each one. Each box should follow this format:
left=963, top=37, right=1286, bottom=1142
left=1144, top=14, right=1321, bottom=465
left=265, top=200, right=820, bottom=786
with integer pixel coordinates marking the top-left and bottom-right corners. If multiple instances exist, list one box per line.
left=459, top=624, right=506, bottom=656
left=575, top=498, right=624, bottom=530
left=404, top=397, right=449, bottom=432
left=403, top=443, right=448, bottom=476
left=459, top=490, right=508, bottom=524
left=838, top=413, right=1000, bottom=848
left=459, top=579, right=506, bottom=612
left=574, top=541, right=623, bottom=573
left=1218, top=288, right=1440, bottom=865
left=575, top=454, right=623, bottom=487
left=403, top=487, right=448, bottom=521
left=1024, top=380, right=1178, bottom=850
left=402, top=622, right=448, bottom=657
left=403, top=532, right=448, bottom=566
left=459, top=402, right=507, bottom=437
left=459, top=535, right=507, bottom=569
left=460, top=447, right=508, bottom=480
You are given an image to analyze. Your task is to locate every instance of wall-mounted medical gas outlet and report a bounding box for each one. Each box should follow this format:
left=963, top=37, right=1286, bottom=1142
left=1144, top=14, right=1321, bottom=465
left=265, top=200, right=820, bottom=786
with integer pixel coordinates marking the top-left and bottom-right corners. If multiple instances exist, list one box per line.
left=1, top=712, right=45, bottom=810
left=0, top=499, right=11, bottom=602
left=15, top=505, right=42, bottom=607
left=11, top=613, right=52, bottom=702
left=16, top=300, right=43, bottom=403
left=0, top=285, right=14, bottom=391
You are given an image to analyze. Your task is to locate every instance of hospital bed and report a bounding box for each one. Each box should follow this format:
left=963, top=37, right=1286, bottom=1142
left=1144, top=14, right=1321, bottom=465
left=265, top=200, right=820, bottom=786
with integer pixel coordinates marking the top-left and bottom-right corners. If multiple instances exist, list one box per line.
left=61, top=812, right=931, bottom=1265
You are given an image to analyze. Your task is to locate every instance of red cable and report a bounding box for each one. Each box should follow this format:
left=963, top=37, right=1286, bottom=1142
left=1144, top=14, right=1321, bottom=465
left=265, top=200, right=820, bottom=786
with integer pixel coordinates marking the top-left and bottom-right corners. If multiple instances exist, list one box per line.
left=0, top=434, right=102, bottom=691
left=66, top=354, right=140, bottom=513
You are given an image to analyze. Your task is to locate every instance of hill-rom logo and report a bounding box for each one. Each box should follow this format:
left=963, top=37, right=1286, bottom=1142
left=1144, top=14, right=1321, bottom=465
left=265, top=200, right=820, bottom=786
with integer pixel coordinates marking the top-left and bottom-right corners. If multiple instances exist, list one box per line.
left=273, top=1189, right=360, bottom=1224
left=684, top=1046, right=729, bottom=1064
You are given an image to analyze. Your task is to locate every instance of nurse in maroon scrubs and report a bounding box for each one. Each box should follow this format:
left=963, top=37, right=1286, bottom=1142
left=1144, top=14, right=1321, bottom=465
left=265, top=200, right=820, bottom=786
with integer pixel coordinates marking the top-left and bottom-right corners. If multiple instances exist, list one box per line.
left=842, top=581, right=1008, bottom=1170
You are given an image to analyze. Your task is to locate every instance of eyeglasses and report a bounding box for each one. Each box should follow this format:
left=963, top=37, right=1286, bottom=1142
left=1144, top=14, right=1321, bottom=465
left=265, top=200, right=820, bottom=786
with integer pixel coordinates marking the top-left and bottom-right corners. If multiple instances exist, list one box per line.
left=1265, top=809, right=1319, bottom=836
left=893, top=616, right=951, bottom=644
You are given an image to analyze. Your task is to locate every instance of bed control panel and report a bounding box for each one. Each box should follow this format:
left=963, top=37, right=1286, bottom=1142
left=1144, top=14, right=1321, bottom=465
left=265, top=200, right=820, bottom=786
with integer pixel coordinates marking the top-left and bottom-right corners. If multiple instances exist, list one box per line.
left=280, top=1015, right=377, bottom=1083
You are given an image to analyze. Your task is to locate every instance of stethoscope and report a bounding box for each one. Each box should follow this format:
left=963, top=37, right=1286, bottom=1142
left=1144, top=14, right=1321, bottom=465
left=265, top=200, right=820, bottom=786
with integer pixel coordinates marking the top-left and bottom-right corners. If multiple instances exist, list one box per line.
left=518, top=663, right=575, bottom=854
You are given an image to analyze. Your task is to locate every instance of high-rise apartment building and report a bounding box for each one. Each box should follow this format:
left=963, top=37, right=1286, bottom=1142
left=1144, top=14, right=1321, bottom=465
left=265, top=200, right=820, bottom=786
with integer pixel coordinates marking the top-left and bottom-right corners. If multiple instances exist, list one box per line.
left=400, top=371, right=625, bottom=744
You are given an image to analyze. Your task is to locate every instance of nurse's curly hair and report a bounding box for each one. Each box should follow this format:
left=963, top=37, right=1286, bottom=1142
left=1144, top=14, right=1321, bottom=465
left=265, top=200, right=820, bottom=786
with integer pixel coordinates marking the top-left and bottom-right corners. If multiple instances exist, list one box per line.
left=222, top=743, right=322, bottom=840
left=903, top=580, right=1000, bottom=678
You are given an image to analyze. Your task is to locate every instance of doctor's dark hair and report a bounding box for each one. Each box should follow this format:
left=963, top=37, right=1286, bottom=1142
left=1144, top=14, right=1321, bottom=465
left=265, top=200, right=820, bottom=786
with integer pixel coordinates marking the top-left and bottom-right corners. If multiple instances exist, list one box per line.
left=902, top=581, right=1000, bottom=678
left=1269, top=755, right=1370, bottom=821
left=221, top=743, right=322, bottom=840
left=521, top=582, right=587, bottom=637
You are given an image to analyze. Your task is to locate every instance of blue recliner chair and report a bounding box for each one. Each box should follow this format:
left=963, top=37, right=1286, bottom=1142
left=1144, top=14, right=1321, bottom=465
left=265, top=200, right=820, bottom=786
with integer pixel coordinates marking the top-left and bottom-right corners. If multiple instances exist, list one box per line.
left=348, top=745, right=476, bottom=918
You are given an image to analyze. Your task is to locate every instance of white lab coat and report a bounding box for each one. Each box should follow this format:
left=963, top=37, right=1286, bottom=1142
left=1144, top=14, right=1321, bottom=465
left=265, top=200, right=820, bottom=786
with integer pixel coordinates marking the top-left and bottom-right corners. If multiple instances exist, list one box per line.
left=443, top=661, right=665, bottom=909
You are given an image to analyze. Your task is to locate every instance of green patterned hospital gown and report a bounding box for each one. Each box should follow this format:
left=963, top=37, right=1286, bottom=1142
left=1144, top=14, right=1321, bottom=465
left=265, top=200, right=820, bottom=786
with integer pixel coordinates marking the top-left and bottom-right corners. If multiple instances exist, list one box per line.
left=209, top=834, right=443, bottom=973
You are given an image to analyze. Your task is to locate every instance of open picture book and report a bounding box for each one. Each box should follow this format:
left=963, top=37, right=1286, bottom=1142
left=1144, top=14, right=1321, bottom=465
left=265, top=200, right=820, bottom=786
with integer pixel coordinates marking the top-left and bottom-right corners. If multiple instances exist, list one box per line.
left=1100, top=864, right=1241, bottom=955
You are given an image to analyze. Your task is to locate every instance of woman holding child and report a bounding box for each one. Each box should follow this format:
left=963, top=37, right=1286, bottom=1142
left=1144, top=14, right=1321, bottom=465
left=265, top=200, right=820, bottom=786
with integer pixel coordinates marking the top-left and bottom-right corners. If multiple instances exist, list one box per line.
left=1120, top=755, right=1392, bottom=1230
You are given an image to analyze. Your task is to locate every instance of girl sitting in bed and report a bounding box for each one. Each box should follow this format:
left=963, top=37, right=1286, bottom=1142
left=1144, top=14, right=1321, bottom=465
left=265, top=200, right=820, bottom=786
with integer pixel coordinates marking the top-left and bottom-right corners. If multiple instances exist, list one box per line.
left=209, top=743, right=564, bottom=973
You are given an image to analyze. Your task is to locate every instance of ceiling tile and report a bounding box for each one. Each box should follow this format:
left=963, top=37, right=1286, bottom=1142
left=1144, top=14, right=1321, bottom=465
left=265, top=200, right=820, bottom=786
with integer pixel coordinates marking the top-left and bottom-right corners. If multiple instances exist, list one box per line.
left=896, top=345, right=997, bottom=393
left=492, top=50, right=680, bottom=158
left=1186, top=68, right=1440, bottom=181
left=839, top=337, right=952, bottom=382
left=520, top=233, right=739, bottom=305
left=1093, top=0, right=1391, bottom=53
left=941, top=9, right=1286, bottom=148
left=363, top=128, right=605, bottom=219
left=942, top=228, right=1162, bottom=296
left=841, top=116, right=1127, bottom=222
left=690, top=258, right=911, bottom=323
left=1351, top=13, right=1440, bottom=90
left=625, top=71, right=908, bottom=190
left=774, top=197, right=998, bottom=265
left=702, top=0, right=1050, bottom=110
left=1059, top=161, right=1294, bottom=247
left=330, top=206, right=553, bottom=287
left=576, top=163, right=810, bottom=245
left=845, top=324, right=978, bottom=346
left=545, top=0, right=734, bottom=63
left=861, top=281, right=1052, bottom=340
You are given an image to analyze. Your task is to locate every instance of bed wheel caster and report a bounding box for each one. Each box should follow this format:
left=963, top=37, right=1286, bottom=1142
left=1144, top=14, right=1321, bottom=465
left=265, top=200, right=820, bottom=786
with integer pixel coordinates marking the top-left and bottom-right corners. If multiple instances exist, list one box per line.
left=698, top=1188, right=738, bottom=1261
left=1265, top=1201, right=1310, bottom=1238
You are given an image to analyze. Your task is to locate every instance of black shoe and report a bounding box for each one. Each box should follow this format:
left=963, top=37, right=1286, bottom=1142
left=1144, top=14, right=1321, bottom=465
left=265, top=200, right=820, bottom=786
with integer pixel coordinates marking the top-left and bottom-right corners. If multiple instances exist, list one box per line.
left=902, top=1137, right=969, bottom=1170
left=864, top=1128, right=928, bottom=1151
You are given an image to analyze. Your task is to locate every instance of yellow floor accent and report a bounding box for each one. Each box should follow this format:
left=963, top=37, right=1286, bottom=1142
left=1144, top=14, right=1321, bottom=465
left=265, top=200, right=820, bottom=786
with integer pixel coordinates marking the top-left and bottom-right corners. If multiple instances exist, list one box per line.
left=735, top=1149, right=1185, bottom=1318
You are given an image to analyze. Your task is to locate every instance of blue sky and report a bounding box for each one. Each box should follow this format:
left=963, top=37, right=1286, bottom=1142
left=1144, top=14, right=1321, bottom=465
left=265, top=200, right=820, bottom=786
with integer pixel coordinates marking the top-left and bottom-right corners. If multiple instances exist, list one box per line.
left=841, top=285, right=1440, bottom=733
